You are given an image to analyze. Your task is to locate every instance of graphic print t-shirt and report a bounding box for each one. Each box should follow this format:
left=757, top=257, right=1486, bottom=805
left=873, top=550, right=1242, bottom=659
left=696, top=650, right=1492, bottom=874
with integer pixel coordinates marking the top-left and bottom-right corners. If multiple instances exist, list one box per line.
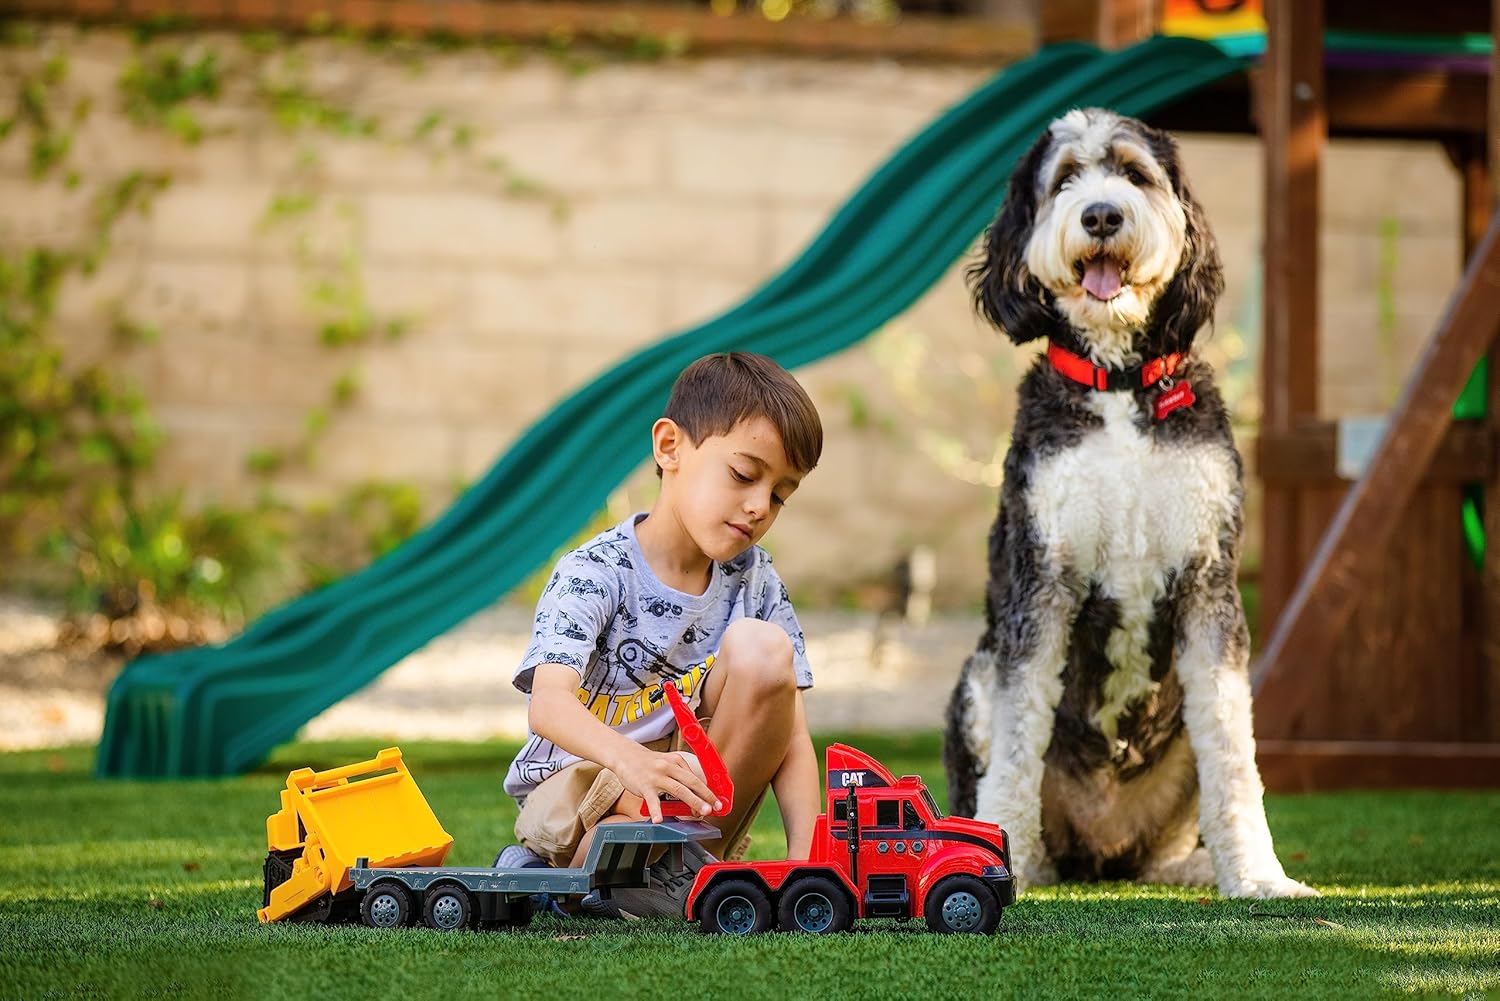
left=503, top=513, right=813, bottom=799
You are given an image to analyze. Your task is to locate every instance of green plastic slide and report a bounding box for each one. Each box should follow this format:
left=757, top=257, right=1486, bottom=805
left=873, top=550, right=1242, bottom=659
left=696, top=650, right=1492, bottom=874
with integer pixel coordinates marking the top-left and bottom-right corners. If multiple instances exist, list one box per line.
left=97, top=36, right=1244, bottom=777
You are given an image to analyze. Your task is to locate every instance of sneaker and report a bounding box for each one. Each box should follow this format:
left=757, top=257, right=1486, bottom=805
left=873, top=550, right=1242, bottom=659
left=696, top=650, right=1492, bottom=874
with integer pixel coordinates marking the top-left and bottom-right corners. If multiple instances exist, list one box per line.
left=581, top=840, right=716, bottom=921
left=493, top=844, right=549, bottom=870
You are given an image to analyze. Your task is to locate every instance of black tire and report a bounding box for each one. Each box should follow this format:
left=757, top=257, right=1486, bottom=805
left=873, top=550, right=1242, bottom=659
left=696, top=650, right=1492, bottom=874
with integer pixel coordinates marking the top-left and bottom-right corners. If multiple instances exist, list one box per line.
left=502, top=895, right=535, bottom=930
left=777, top=876, right=853, bottom=934
left=262, top=849, right=300, bottom=908
left=423, top=883, right=475, bottom=931
left=924, top=874, right=1000, bottom=935
left=360, top=882, right=414, bottom=929
left=698, top=879, right=774, bottom=936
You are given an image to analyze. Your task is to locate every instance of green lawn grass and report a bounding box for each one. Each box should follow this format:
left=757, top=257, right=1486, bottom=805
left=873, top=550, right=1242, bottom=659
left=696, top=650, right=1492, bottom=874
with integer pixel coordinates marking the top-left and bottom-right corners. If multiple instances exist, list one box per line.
left=2, top=733, right=1497, bottom=1000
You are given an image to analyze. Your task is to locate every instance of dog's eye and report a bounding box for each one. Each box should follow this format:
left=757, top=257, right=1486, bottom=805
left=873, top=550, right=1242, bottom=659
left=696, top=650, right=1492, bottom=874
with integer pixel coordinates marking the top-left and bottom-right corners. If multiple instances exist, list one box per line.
left=1051, top=167, right=1075, bottom=195
left=1122, top=165, right=1150, bottom=186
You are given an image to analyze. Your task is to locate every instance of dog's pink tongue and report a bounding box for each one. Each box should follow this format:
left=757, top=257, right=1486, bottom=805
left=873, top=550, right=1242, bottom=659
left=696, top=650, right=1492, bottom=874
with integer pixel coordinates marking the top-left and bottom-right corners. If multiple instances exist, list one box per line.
left=1083, top=258, right=1123, bottom=300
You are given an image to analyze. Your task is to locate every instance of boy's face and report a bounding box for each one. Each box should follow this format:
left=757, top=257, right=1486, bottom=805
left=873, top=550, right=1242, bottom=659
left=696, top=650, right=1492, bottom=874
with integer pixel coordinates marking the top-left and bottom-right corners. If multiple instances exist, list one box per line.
left=655, top=416, right=804, bottom=561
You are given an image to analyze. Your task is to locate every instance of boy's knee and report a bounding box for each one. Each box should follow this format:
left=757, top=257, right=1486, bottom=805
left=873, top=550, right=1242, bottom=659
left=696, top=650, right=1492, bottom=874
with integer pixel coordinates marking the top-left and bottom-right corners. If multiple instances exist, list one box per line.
left=720, top=620, right=796, bottom=695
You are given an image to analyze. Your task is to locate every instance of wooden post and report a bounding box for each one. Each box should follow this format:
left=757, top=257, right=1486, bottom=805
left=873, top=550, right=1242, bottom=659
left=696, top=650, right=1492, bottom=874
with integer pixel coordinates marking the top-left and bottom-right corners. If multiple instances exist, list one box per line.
left=1484, top=0, right=1500, bottom=742
left=1254, top=215, right=1500, bottom=705
left=1097, top=0, right=1155, bottom=48
left=1258, top=0, right=1324, bottom=644
left=1454, top=137, right=1492, bottom=743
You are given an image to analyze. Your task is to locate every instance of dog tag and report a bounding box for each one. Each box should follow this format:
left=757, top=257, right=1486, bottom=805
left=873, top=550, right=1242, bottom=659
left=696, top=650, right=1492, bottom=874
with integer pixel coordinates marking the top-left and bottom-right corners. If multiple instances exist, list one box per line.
left=1153, top=380, right=1196, bottom=420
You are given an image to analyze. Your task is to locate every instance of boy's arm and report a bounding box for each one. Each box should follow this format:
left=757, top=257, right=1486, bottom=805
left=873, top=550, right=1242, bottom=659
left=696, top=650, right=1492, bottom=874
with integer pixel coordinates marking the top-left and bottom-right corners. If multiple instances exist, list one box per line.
left=772, top=690, right=821, bottom=860
left=529, top=663, right=721, bottom=823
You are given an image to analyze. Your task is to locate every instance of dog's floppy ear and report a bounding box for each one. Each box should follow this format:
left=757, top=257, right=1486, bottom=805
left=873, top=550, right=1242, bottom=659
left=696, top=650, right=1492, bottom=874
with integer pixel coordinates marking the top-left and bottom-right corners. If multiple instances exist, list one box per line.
left=1143, top=126, right=1225, bottom=353
left=969, top=129, right=1056, bottom=345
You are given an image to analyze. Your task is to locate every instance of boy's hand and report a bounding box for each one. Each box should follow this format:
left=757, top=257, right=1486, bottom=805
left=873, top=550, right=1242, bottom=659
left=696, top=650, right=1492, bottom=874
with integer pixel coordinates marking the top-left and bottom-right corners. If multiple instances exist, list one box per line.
left=528, top=664, right=721, bottom=823
left=614, top=744, right=721, bottom=823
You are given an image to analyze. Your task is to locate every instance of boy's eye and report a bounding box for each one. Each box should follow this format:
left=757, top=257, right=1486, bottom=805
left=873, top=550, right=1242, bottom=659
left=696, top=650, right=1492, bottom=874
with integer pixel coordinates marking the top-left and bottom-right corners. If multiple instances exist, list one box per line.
left=771, top=494, right=787, bottom=507
left=730, top=468, right=752, bottom=484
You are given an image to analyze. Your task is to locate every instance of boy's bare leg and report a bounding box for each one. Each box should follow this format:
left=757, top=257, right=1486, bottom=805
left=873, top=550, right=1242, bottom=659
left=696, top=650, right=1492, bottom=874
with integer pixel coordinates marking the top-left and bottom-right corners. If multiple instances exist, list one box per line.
left=570, top=814, right=633, bottom=867
left=698, top=619, right=816, bottom=859
left=569, top=755, right=705, bottom=867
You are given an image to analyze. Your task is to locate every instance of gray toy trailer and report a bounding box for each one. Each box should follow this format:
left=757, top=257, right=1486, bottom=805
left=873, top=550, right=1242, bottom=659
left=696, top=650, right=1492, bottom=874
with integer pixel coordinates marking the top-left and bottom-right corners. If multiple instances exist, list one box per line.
left=351, top=818, right=719, bottom=931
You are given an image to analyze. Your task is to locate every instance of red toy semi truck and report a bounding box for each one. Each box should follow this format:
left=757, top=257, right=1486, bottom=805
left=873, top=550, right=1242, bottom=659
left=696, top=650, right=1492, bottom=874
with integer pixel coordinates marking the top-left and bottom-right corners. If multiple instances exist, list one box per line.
left=685, top=743, right=1015, bottom=935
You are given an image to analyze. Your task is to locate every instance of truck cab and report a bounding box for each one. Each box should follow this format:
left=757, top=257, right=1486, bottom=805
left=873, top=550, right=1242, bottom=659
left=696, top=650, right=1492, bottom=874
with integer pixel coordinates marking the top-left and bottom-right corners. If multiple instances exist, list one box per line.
left=685, top=743, right=1014, bottom=935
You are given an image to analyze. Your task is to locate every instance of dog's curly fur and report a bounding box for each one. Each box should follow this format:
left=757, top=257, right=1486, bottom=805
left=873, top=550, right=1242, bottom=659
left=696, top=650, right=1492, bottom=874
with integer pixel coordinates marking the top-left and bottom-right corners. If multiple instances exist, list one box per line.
left=944, top=109, right=1315, bottom=898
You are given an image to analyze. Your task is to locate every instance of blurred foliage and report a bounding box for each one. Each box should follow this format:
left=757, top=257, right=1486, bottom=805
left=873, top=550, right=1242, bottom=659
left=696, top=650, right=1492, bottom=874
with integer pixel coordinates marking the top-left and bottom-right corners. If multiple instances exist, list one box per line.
left=0, top=27, right=504, bottom=649
left=736, top=0, right=902, bottom=25
left=0, top=171, right=284, bottom=633
left=118, top=43, right=222, bottom=143
left=0, top=49, right=85, bottom=178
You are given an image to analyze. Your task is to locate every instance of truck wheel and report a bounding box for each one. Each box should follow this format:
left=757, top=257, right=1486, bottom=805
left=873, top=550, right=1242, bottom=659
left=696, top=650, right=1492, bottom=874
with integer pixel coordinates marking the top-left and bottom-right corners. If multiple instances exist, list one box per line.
left=777, top=876, right=852, bottom=934
left=699, top=879, right=773, bottom=935
left=423, top=883, right=475, bottom=931
left=924, top=875, right=999, bottom=935
left=502, top=895, right=535, bottom=930
left=360, top=882, right=414, bottom=929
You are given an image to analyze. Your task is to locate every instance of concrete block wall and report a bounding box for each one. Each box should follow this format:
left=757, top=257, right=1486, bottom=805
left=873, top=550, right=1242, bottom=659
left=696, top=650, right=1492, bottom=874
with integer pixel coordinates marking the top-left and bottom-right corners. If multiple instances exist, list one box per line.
left=0, top=26, right=1463, bottom=608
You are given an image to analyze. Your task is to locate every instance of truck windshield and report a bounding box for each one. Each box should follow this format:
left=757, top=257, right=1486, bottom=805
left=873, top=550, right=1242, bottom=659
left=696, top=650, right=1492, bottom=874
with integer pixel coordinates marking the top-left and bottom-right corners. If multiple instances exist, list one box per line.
left=921, top=788, right=945, bottom=819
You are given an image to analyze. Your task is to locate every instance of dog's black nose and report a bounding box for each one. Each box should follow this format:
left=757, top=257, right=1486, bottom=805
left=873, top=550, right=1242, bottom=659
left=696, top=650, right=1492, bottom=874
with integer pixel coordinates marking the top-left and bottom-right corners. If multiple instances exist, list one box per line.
left=1082, top=202, right=1123, bottom=238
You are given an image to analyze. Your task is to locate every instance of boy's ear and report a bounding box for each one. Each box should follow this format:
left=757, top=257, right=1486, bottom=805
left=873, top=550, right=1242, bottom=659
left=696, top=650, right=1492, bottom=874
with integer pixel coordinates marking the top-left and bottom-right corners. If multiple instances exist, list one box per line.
left=652, top=418, right=684, bottom=473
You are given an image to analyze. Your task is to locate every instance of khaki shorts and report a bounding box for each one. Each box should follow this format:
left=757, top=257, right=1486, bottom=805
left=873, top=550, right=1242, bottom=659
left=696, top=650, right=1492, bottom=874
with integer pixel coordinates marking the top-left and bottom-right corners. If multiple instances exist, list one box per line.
left=514, top=725, right=763, bottom=866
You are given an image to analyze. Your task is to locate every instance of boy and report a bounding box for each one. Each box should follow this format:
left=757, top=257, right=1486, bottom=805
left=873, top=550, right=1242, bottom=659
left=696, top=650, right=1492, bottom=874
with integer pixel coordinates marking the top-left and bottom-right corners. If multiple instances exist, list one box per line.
left=499, top=352, right=824, bottom=918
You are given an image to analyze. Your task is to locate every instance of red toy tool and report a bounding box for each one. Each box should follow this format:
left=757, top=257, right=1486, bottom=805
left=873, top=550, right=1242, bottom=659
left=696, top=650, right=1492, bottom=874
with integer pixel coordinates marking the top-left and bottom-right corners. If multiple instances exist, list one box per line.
left=640, top=682, right=734, bottom=819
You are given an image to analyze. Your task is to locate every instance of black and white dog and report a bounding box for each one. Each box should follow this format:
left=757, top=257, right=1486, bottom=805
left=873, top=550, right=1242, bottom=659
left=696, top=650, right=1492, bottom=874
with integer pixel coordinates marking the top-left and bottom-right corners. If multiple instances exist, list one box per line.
left=944, top=108, right=1315, bottom=898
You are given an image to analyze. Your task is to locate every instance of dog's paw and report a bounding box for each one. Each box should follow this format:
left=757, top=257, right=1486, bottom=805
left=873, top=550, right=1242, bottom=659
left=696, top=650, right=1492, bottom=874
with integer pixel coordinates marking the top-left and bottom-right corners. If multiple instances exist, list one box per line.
left=1139, top=846, right=1216, bottom=887
left=1014, top=858, right=1058, bottom=891
left=1219, top=873, right=1320, bottom=899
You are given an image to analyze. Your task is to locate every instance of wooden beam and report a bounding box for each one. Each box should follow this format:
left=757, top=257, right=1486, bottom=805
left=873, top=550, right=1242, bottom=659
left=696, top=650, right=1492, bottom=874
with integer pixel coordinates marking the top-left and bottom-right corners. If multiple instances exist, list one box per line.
left=1323, top=0, right=1489, bottom=36
left=1255, top=420, right=1495, bottom=486
left=1158, top=69, right=1487, bottom=141
left=1323, top=70, right=1489, bottom=138
left=1253, top=214, right=1500, bottom=706
left=14, top=0, right=1039, bottom=63
left=1257, top=739, right=1500, bottom=791
left=1258, top=0, right=1324, bottom=641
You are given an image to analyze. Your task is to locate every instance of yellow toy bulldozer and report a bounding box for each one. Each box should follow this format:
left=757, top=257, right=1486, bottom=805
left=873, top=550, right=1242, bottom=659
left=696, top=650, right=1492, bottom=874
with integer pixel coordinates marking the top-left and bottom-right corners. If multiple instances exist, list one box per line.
left=259, top=747, right=453, bottom=923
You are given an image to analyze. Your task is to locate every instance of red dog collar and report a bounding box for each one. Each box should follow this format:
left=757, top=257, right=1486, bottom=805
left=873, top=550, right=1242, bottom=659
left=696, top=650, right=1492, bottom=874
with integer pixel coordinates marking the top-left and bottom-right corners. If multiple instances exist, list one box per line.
left=1047, top=341, right=1185, bottom=392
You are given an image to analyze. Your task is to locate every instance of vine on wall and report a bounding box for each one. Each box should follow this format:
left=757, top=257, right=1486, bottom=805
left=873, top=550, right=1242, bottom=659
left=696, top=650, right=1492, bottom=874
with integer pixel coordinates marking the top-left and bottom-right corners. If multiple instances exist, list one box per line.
left=0, top=21, right=578, bottom=654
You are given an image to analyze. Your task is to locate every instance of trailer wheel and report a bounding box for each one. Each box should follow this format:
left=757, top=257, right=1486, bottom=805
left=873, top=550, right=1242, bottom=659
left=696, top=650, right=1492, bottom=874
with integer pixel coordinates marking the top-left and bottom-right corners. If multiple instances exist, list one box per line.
left=422, top=883, right=475, bottom=931
left=501, top=895, right=534, bottom=930
left=777, top=876, right=852, bottom=934
left=360, top=882, right=414, bottom=929
left=698, top=879, right=773, bottom=935
left=924, top=875, right=999, bottom=935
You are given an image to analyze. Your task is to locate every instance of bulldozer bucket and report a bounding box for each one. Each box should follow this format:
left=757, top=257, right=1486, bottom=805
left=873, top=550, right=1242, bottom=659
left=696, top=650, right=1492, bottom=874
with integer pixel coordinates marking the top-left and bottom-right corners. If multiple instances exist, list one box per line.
left=258, top=747, right=452, bottom=923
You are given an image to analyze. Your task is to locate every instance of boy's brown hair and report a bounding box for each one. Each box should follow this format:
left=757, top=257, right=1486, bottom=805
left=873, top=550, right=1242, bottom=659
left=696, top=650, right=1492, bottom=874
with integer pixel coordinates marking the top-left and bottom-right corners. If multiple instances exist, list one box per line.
left=662, top=352, right=823, bottom=474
